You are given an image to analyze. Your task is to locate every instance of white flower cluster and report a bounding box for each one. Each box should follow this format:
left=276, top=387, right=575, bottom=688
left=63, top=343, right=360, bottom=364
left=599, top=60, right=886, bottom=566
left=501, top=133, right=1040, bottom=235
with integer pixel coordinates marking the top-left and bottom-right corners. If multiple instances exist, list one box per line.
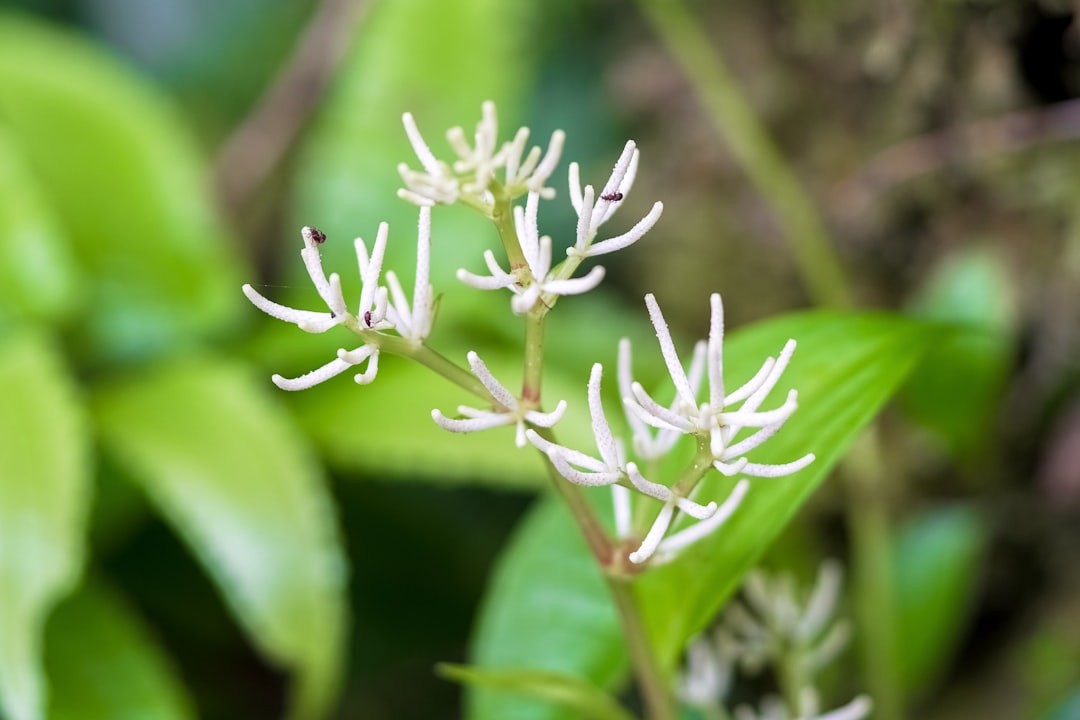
left=526, top=292, right=813, bottom=565
left=397, top=100, right=564, bottom=212
left=402, top=104, right=663, bottom=316
left=244, top=101, right=815, bottom=570
left=679, top=561, right=872, bottom=720
left=241, top=208, right=434, bottom=390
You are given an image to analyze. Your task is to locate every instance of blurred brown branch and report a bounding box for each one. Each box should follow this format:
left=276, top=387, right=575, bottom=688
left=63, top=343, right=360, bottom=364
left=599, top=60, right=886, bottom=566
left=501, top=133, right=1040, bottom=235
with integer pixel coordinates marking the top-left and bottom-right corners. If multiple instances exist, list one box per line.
left=215, top=0, right=370, bottom=211
left=832, top=98, right=1080, bottom=221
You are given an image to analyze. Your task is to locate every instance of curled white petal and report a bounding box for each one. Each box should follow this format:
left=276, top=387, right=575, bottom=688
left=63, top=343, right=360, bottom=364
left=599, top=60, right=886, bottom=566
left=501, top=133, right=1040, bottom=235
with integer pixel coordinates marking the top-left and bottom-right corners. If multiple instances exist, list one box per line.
left=629, top=499, right=676, bottom=564
left=271, top=356, right=354, bottom=391
left=654, top=479, right=750, bottom=559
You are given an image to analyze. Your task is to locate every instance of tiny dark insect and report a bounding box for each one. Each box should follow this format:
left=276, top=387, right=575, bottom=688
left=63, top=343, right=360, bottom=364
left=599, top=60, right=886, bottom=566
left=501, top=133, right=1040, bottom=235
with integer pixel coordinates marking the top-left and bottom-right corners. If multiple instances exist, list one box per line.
left=600, top=192, right=623, bottom=202
left=330, top=311, right=336, bottom=319
left=364, top=311, right=372, bottom=327
left=309, top=227, right=327, bottom=244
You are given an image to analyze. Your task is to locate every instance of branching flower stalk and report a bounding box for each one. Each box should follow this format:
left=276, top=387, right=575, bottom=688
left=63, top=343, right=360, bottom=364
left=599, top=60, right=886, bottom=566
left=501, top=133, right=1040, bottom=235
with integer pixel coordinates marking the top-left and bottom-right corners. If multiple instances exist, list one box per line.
left=244, top=102, right=818, bottom=720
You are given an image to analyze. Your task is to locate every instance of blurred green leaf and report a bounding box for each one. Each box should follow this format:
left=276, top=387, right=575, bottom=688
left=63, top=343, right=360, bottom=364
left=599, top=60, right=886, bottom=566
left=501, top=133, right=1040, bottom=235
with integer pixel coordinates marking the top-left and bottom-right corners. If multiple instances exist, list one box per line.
left=892, top=505, right=985, bottom=699
left=0, top=13, right=243, bottom=365
left=93, top=357, right=347, bottom=720
left=441, top=663, right=635, bottom=720
left=903, top=247, right=1016, bottom=456
left=0, top=127, right=79, bottom=329
left=44, top=580, right=195, bottom=720
left=0, top=332, right=91, bottom=720
left=470, top=312, right=939, bottom=719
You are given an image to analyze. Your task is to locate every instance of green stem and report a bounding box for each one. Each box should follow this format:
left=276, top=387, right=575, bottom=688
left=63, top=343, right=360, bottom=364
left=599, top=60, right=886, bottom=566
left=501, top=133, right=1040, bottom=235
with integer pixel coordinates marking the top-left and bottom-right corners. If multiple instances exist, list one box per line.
left=607, top=577, right=676, bottom=720
left=636, top=0, right=853, bottom=310
left=522, top=307, right=545, bottom=404
left=845, top=429, right=903, bottom=720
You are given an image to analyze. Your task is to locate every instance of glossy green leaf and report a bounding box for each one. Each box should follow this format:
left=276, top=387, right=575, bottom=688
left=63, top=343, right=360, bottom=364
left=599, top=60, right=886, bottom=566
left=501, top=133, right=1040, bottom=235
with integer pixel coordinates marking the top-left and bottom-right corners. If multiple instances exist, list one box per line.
left=44, top=581, right=195, bottom=720
left=903, top=247, right=1016, bottom=455
left=469, top=312, right=939, bottom=719
left=892, top=505, right=985, bottom=698
left=468, top=496, right=627, bottom=720
left=0, top=14, right=243, bottom=364
left=291, top=0, right=542, bottom=325
left=0, top=332, right=91, bottom=720
left=92, top=357, right=347, bottom=720
left=0, top=127, right=79, bottom=329
left=441, top=663, right=635, bottom=720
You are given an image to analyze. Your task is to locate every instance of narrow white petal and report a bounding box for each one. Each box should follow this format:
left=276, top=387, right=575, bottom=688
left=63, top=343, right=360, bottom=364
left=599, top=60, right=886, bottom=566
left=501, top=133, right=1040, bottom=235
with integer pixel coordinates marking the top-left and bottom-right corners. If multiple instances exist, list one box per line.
left=568, top=162, right=583, bottom=214
left=511, top=284, right=542, bottom=314
left=587, top=364, right=620, bottom=469
left=352, top=350, right=380, bottom=384
left=645, top=294, right=698, bottom=409
left=503, top=126, right=529, bottom=183
left=467, top=351, right=518, bottom=409
left=612, top=485, right=632, bottom=539
left=723, top=422, right=782, bottom=458
left=526, top=430, right=610, bottom=471
left=241, top=285, right=338, bottom=332
left=741, top=339, right=797, bottom=414
left=740, top=453, right=815, bottom=477
left=457, top=268, right=516, bottom=291
left=337, top=345, right=375, bottom=364
left=579, top=201, right=663, bottom=257
left=629, top=498, right=676, bottom=564
left=724, top=356, right=776, bottom=407
left=431, top=408, right=513, bottom=433
left=721, top=390, right=798, bottom=429
left=550, top=450, right=622, bottom=486
left=708, top=294, right=726, bottom=411
left=677, top=497, right=719, bottom=520
left=272, top=356, right=353, bottom=391
left=626, top=462, right=673, bottom=502
left=573, top=185, right=595, bottom=253
left=542, top=265, right=605, bottom=297
left=630, top=382, right=696, bottom=432
left=525, top=399, right=567, bottom=427
left=396, top=187, right=438, bottom=207
left=798, top=559, right=843, bottom=641
left=713, top=457, right=749, bottom=476
left=402, top=112, right=441, bottom=175
left=358, top=222, right=390, bottom=314
left=527, top=129, right=565, bottom=191
left=655, top=479, right=749, bottom=556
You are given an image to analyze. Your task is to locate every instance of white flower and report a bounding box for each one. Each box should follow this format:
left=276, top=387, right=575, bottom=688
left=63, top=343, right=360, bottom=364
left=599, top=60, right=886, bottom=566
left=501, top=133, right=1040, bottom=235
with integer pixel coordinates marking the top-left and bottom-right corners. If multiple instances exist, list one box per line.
left=397, top=101, right=564, bottom=213
left=242, top=208, right=435, bottom=390
left=457, top=191, right=605, bottom=313
left=431, top=351, right=566, bottom=448
left=567, top=140, right=664, bottom=259
left=681, top=562, right=871, bottom=720
left=524, top=363, right=743, bottom=566
left=624, top=293, right=815, bottom=478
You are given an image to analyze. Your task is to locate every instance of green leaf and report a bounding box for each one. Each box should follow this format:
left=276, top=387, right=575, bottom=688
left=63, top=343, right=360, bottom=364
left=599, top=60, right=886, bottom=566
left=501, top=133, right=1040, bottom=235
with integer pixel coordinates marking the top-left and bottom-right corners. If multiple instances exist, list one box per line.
left=892, top=505, right=985, bottom=698
left=44, top=580, right=195, bottom=720
left=468, top=497, right=627, bottom=720
left=92, top=356, right=347, bottom=720
left=441, top=663, right=635, bottom=720
left=0, top=127, right=79, bottom=329
left=0, top=332, right=91, bottom=720
left=0, top=13, right=243, bottom=364
left=637, top=312, right=938, bottom=666
left=469, top=312, right=939, bottom=718
left=902, top=247, right=1016, bottom=455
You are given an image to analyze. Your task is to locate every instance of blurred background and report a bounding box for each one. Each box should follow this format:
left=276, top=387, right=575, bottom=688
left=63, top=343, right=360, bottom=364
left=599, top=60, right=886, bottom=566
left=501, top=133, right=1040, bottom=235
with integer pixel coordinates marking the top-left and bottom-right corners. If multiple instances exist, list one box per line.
left=1, top=0, right=1080, bottom=718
